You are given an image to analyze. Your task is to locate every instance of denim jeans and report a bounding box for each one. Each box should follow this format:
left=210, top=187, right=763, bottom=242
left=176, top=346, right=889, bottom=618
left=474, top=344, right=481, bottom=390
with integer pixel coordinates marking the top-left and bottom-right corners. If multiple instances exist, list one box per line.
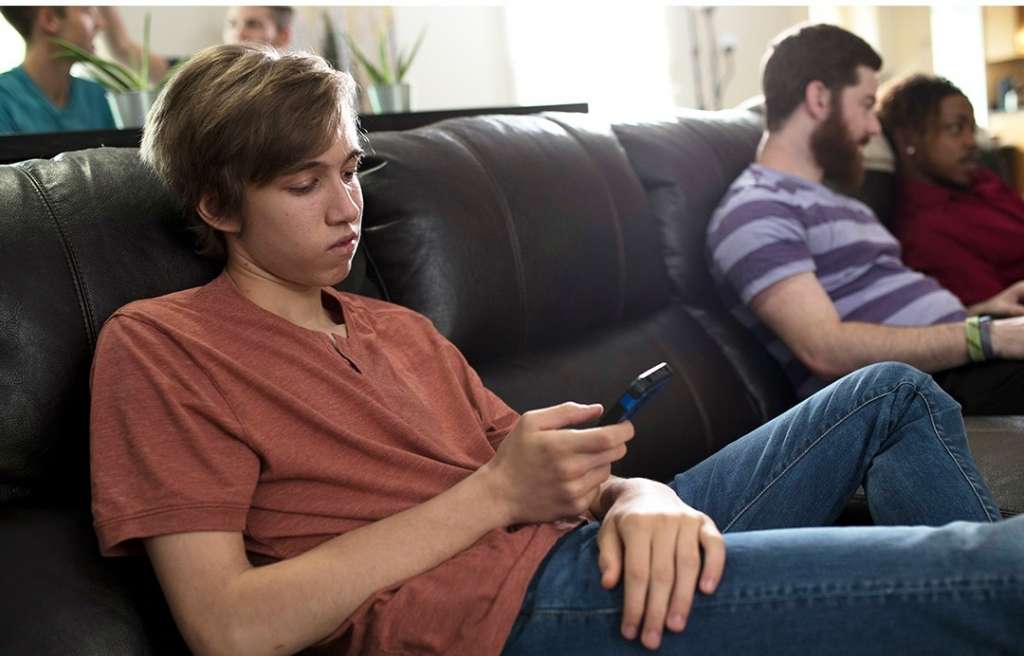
left=502, top=363, right=1024, bottom=654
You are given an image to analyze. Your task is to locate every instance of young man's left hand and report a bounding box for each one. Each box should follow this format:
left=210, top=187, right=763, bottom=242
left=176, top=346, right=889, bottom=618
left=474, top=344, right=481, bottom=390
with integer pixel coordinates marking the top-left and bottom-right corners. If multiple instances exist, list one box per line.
left=595, top=478, right=725, bottom=651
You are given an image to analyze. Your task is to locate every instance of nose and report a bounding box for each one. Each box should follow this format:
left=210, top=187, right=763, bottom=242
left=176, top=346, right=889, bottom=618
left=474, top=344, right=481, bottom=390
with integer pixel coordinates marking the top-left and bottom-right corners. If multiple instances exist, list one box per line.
left=326, top=179, right=361, bottom=226
left=866, top=111, right=882, bottom=138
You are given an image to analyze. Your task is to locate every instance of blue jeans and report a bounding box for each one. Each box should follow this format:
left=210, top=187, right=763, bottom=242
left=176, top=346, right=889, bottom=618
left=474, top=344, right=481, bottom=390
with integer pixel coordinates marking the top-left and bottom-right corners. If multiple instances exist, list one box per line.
left=502, top=363, right=1024, bottom=654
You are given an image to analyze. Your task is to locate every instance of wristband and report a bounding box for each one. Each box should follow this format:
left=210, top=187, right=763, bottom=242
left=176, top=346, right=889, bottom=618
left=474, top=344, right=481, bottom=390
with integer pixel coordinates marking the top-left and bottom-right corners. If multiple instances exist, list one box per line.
left=978, top=315, right=995, bottom=361
left=964, top=316, right=986, bottom=363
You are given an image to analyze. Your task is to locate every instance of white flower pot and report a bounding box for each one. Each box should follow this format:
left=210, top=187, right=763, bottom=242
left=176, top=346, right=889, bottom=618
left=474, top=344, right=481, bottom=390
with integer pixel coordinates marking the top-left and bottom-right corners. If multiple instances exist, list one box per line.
left=108, top=90, right=158, bottom=129
left=367, top=83, right=410, bottom=114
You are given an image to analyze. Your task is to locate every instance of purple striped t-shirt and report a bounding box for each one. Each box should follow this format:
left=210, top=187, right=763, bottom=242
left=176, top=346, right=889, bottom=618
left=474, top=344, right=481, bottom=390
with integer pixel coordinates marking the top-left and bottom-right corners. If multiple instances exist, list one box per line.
left=707, top=164, right=966, bottom=398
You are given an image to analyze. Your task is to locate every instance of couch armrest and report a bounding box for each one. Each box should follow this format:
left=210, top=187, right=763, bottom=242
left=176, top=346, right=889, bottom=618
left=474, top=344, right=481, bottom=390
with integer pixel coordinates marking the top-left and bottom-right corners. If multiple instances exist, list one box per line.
left=0, top=503, right=186, bottom=655
left=965, top=416, right=1024, bottom=518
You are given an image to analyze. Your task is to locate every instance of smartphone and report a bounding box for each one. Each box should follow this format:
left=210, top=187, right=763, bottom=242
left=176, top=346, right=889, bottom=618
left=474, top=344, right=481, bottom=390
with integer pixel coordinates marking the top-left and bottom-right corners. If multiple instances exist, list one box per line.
left=597, top=362, right=674, bottom=426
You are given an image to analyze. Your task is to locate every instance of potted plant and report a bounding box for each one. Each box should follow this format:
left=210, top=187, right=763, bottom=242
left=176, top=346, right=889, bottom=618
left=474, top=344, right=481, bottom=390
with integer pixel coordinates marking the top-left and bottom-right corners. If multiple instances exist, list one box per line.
left=50, top=13, right=169, bottom=128
left=345, top=27, right=426, bottom=114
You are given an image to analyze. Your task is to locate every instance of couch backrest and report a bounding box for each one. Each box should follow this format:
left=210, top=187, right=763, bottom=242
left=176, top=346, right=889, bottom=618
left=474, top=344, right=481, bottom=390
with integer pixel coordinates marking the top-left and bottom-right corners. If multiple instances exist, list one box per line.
left=360, top=112, right=793, bottom=482
left=1, top=110, right=794, bottom=501
left=612, top=109, right=795, bottom=423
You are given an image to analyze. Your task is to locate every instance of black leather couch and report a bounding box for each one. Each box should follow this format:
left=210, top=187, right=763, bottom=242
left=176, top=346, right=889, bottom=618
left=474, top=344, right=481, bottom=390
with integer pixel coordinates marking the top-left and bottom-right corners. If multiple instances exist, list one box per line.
left=2, top=109, right=1022, bottom=654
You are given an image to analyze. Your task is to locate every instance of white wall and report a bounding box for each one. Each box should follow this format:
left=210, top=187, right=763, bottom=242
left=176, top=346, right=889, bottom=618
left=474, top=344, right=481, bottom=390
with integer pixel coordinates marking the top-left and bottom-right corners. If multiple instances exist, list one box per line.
left=504, top=4, right=675, bottom=118
left=876, top=7, right=933, bottom=83
left=105, top=6, right=226, bottom=59
left=931, top=4, right=989, bottom=127
left=392, top=6, right=515, bottom=111
left=666, top=6, right=810, bottom=110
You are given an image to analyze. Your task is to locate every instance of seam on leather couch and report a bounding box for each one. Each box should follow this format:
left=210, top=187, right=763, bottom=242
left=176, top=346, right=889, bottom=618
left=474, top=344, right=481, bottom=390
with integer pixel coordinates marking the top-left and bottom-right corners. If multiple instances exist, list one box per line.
left=14, top=162, right=98, bottom=348
left=543, top=115, right=629, bottom=322
left=435, top=122, right=530, bottom=350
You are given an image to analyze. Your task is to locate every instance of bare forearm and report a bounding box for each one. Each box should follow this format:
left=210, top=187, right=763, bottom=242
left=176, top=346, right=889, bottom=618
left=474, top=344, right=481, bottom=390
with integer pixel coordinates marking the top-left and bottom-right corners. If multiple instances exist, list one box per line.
left=97, top=7, right=169, bottom=82
left=814, top=321, right=967, bottom=380
left=201, top=470, right=507, bottom=655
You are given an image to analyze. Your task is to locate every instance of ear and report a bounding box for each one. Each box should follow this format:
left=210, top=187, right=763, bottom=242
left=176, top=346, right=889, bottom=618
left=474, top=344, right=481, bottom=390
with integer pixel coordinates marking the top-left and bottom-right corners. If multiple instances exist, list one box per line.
left=889, top=127, right=913, bottom=159
left=36, top=7, right=64, bottom=36
left=196, top=194, right=243, bottom=235
left=804, top=80, right=832, bottom=122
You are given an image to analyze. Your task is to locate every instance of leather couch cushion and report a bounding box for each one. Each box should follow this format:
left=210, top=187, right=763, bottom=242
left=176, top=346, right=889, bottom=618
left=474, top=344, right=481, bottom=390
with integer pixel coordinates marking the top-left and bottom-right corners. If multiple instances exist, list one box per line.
left=0, top=503, right=185, bottom=655
left=360, top=113, right=672, bottom=365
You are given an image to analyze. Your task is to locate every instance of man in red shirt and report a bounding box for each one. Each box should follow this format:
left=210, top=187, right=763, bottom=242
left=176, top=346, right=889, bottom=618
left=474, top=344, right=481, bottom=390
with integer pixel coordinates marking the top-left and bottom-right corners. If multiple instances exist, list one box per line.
left=880, top=73, right=1024, bottom=309
left=89, top=44, right=1024, bottom=655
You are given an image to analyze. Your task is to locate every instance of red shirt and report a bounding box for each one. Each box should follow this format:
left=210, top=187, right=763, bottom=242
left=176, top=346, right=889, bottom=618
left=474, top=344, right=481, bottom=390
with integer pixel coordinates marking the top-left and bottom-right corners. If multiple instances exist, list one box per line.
left=895, top=168, right=1024, bottom=306
left=90, top=273, right=575, bottom=655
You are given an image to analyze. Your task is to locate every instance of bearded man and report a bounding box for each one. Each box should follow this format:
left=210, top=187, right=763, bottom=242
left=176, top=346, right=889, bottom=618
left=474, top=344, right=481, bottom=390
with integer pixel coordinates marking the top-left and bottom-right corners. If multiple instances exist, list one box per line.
left=706, top=23, right=1024, bottom=413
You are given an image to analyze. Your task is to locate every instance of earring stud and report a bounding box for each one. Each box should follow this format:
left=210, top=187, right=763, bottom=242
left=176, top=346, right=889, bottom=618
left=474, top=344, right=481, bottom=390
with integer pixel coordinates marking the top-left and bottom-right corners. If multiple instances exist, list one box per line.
left=906, top=145, right=916, bottom=156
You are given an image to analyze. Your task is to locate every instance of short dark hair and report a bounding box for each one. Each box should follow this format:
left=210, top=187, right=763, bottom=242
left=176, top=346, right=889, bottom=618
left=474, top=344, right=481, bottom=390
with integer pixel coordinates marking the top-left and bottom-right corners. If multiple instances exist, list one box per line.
left=1, top=6, right=64, bottom=41
left=877, top=74, right=966, bottom=138
left=762, top=23, right=882, bottom=131
left=266, top=6, right=293, bottom=32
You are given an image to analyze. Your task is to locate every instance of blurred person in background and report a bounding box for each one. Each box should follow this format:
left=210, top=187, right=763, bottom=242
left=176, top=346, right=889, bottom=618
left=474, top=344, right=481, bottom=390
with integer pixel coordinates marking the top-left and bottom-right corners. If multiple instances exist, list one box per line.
left=0, top=6, right=115, bottom=134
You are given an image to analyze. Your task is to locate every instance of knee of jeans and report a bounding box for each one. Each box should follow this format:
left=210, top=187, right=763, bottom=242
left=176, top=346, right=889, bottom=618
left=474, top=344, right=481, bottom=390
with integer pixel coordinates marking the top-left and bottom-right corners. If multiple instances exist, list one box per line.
left=848, top=362, right=933, bottom=396
left=859, top=362, right=959, bottom=408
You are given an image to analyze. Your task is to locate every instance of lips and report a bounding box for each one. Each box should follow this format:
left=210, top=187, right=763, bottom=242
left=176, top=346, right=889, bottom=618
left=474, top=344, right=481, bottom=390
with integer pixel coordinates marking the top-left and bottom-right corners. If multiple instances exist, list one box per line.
left=328, top=233, right=358, bottom=253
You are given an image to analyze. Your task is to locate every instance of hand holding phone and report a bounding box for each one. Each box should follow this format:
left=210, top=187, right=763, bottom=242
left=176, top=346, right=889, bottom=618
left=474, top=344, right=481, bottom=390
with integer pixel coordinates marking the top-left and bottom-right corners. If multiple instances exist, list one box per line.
left=597, top=362, right=674, bottom=426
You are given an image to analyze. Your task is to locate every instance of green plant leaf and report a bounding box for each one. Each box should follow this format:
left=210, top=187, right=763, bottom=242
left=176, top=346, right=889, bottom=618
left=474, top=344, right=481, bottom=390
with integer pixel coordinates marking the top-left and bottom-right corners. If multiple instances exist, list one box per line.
left=50, top=38, right=142, bottom=91
left=396, top=27, right=426, bottom=82
left=377, top=28, right=394, bottom=85
left=53, top=52, right=130, bottom=92
left=344, top=34, right=389, bottom=85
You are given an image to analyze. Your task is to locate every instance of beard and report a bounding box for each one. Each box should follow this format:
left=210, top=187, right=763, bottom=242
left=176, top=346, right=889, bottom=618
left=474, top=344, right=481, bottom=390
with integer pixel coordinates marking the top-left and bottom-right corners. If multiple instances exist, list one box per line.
left=810, top=103, right=868, bottom=193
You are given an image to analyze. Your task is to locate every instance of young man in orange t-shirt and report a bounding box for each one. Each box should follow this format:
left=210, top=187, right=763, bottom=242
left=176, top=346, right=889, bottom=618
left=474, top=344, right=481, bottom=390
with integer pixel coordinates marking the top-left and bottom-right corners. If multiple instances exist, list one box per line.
left=89, top=43, right=1024, bottom=655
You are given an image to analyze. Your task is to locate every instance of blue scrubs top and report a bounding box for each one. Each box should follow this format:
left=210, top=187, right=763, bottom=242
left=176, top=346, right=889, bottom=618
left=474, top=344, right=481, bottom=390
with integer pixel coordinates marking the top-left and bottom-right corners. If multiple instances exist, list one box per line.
left=0, top=65, right=116, bottom=134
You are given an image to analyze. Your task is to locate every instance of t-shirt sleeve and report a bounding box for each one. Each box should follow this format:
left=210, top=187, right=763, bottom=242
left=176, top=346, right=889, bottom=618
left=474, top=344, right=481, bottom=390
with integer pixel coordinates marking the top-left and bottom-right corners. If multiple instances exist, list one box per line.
left=90, top=313, right=260, bottom=557
left=436, top=337, right=519, bottom=449
left=707, top=199, right=816, bottom=304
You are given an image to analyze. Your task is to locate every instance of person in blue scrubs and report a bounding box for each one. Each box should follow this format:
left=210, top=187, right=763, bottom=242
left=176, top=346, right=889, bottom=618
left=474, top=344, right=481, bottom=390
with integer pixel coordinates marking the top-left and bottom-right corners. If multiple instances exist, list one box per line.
left=0, top=6, right=116, bottom=135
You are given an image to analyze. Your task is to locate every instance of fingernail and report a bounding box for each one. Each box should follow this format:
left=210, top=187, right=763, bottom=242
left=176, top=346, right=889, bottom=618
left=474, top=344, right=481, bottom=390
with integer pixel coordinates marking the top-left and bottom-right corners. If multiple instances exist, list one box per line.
left=669, top=613, right=685, bottom=630
left=622, top=624, right=637, bottom=640
left=644, top=630, right=661, bottom=648
left=702, top=576, right=716, bottom=592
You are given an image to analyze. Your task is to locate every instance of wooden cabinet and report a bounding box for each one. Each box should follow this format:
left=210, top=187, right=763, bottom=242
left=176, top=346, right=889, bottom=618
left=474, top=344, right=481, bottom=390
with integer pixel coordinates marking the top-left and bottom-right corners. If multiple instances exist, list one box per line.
left=984, top=6, right=1020, bottom=63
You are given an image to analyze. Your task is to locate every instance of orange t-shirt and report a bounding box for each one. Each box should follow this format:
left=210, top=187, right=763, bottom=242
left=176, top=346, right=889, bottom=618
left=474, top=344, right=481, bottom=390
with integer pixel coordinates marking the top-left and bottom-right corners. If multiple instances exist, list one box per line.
left=89, top=273, right=574, bottom=655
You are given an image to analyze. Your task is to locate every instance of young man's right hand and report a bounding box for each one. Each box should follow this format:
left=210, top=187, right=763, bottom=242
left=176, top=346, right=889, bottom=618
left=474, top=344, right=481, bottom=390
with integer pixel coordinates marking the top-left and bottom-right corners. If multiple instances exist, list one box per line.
left=479, top=403, right=634, bottom=526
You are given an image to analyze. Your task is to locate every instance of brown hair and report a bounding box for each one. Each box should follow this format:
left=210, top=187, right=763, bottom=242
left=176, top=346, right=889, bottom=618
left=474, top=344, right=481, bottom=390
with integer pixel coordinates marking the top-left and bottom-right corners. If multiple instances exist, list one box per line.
left=140, top=44, right=358, bottom=259
left=1, top=6, right=64, bottom=41
left=877, top=74, right=966, bottom=138
left=762, top=23, right=882, bottom=131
